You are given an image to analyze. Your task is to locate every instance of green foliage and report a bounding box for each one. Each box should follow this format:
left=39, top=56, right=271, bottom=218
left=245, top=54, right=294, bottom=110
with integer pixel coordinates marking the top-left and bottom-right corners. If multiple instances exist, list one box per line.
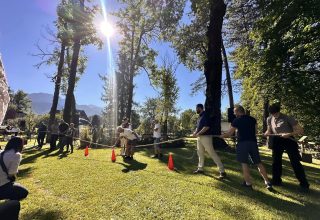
left=12, top=90, right=31, bottom=113
left=180, top=109, right=198, bottom=134
left=79, top=126, right=92, bottom=148
left=228, top=0, right=320, bottom=139
left=112, top=0, right=185, bottom=120
left=149, top=56, right=179, bottom=135
left=136, top=98, right=159, bottom=134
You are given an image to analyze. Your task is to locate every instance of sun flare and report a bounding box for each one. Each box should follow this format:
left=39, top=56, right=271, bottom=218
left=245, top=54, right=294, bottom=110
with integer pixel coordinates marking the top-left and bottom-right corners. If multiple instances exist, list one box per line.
left=100, top=21, right=114, bottom=37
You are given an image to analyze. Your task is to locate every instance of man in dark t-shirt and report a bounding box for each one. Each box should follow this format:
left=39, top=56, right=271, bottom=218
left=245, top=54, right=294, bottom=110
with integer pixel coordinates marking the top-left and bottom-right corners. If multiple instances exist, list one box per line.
left=221, top=105, right=272, bottom=190
left=58, top=120, right=69, bottom=153
left=37, top=122, right=47, bottom=149
left=192, top=104, right=226, bottom=179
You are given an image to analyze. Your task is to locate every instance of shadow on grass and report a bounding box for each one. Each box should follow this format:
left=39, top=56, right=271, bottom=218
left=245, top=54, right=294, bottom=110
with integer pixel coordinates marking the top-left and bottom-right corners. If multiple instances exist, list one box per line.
left=21, top=209, right=64, bottom=220
left=17, top=167, right=33, bottom=179
left=117, top=159, right=148, bottom=173
left=137, top=145, right=320, bottom=217
left=20, top=149, right=51, bottom=165
left=215, top=178, right=320, bottom=219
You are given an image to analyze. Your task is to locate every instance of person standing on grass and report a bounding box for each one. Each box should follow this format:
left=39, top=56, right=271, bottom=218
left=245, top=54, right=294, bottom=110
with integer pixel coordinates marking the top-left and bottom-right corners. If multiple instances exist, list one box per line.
left=37, top=122, right=47, bottom=150
left=50, top=120, right=59, bottom=150
left=0, top=137, right=29, bottom=201
left=66, top=123, right=76, bottom=153
left=221, top=105, right=272, bottom=190
left=192, top=104, right=226, bottom=179
left=265, top=103, right=309, bottom=190
left=58, top=120, right=69, bottom=153
left=152, top=119, right=162, bottom=158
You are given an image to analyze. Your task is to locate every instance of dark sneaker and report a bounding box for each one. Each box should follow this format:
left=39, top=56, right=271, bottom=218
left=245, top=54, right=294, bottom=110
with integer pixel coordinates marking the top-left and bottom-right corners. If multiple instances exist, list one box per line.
left=266, top=183, right=273, bottom=191
left=271, top=179, right=282, bottom=186
left=218, top=172, right=227, bottom=179
left=299, top=183, right=310, bottom=192
left=159, top=153, right=163, bottom=158
left=193, top=169, right=204, bottom=174
left=242, top=181, right=253, bottom=189
left=151, top=154, right=158, bottom=158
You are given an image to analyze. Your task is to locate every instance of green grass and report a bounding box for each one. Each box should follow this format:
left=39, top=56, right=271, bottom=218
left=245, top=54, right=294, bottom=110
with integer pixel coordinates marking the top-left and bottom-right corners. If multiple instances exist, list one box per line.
left=2, top=140, right=320, bottom=219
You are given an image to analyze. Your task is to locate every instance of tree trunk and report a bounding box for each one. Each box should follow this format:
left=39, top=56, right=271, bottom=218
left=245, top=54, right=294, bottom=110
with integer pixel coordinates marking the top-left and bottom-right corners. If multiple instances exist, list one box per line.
left=204, top=0, right=226, bottom=135
left=263, top=99, right=269, bottom=133
left=126, top=28, right=135, bottom=120
left=71, top=93, right=76, bottom=123
left=63, top=39, right=81, bottom=123
left=63, top=0, right=83, bottom=123
left=222, top=40, right=234, bottom=108
left=163, top=109, right=168, bottom=140
left=126, top=28, right=143, bottom=119
left=48, top=43, right=66, bottom=134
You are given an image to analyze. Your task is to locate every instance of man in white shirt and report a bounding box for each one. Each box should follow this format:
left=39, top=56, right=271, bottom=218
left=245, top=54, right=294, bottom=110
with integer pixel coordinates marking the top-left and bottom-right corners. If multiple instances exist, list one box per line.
left=152, top=120, right=162, bottom=158
left=117, top=126, right=139, bottom=160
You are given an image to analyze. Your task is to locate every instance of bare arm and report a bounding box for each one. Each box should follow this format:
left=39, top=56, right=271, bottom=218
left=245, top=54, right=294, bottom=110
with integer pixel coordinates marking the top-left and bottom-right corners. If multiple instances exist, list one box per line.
left=196, top=126, right=210, bottom=136
left=264, top=126, right=273, bottom=136
left=220, top=126, right=236, bottom=138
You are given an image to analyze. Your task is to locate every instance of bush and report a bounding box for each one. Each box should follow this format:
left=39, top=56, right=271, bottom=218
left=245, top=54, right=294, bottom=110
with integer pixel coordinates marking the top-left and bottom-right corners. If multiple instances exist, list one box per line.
left=79, top=126, right=92, bottom=148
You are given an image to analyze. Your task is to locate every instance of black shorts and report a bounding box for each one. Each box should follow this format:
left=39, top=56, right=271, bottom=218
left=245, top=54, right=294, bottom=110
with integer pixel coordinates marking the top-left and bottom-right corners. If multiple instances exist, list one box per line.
left=236, top=141, right=261, bottom=164
left=127, top=139, right=137, bottom=146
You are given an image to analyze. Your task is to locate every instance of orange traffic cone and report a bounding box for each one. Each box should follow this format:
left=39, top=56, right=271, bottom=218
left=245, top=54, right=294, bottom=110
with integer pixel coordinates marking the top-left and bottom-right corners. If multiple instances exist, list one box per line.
left=168, top=153, right=174, bottom=170
left=84, top=146, right=89, bottom=157
left=111, top=148, right=116, bottom=162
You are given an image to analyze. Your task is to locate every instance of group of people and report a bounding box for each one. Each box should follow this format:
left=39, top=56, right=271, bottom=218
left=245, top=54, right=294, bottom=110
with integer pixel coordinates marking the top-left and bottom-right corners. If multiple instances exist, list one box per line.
left=193, top=103, right=309, bottom=191
left=36, top=120, right=76, bottom=153
left=0, top=102, right=312, bottom=219
left=114, top=117, right=163, bottom=161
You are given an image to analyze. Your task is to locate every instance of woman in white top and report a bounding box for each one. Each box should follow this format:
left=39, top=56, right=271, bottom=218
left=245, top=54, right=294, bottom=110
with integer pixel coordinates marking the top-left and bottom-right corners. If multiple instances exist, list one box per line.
left=0, top=137, right=28, bottom=200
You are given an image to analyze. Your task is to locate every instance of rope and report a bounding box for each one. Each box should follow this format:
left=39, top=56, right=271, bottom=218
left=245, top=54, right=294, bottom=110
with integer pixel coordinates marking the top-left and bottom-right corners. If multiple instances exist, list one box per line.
left=25, top=130, right=303, bottom=149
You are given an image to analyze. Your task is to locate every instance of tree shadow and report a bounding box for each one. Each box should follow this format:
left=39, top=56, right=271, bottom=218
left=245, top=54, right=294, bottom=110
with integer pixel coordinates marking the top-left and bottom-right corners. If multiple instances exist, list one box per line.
left=117, top=159, right=148, bottom=173
left=20, top=149, right=51, bottom=165
left=21, top=209, right=64, bottom=220
left=214, top=178, right=320, bottom=219
left=17, top=167, right=33, bottom=179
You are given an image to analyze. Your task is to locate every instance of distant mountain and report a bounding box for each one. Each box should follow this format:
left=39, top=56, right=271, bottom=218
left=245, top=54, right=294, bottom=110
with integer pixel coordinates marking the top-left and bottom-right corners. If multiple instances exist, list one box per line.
left=28, top=93, right=103, bottom=116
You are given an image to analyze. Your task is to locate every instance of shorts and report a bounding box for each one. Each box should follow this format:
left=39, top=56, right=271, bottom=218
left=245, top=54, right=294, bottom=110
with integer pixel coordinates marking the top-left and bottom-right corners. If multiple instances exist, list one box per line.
left=236, top=141, right=261, bottom=164
left=127, top=139, right=137, bottom=147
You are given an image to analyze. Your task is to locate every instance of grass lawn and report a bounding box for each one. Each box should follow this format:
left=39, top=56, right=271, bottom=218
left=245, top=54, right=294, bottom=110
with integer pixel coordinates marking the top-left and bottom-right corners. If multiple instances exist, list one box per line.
left=1, top=140, right=320, bottom=219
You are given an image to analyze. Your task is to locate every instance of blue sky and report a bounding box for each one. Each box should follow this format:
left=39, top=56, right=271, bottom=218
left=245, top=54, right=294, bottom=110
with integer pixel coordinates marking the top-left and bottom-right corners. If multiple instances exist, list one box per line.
left=0, top=0, right=240, bottom=113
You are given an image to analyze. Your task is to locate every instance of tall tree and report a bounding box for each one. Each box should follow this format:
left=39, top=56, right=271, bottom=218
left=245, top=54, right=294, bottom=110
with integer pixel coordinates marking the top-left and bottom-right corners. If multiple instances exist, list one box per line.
left=203, top=0, right=226, bottom=135
left=48, top=0, right=69, bottom=131
left=149, top=56, right=179, bottom=138
left=114, top=0, right=185, bottom=119
left=12, top=90, right=31, bottom=113
left=63, top=0, right=102, bottom=123
left=228, top=0, right=320, bottom=137
left=172, top=0, right=233, bottom=133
